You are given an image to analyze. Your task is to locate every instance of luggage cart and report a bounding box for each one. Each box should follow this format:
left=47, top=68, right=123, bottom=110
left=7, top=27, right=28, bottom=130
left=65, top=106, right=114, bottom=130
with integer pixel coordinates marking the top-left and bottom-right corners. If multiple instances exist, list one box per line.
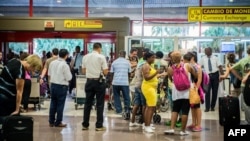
left=75, top=75, right=87, bottom=110
left=29, top=78, right=44, bottom=110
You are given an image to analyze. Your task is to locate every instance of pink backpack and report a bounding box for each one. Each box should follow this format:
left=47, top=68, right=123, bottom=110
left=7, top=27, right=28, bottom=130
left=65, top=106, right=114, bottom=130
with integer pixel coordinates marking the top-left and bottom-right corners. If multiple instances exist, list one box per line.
left=172, top=63, right=190, bottom=91
left=201, top=71, right=210, bottom=93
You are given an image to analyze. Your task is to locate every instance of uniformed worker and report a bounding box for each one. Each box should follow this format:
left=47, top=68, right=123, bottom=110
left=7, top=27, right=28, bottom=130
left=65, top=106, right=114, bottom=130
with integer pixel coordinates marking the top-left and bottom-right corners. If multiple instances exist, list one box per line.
left=81, top=42, right=109, bottom=131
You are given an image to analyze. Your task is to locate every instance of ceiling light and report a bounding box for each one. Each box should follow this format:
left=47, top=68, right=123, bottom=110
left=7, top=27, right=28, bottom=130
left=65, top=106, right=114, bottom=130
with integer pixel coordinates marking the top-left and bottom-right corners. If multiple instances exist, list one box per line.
left=57, top=0, right=62, bottom=3
left=229, top=0, right=234, bottom=2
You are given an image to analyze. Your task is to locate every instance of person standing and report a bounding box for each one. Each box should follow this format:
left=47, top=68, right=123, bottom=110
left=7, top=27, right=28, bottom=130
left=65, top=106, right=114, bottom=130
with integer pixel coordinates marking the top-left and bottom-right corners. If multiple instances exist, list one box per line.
left=81, top=43, right=108, bottom=131
left=141, top=51, right=166, bottom=133
left=69, top=46, right=83, bottom=96
left=110, top=50, right=131, bottom=114
left=199, top=47, right=223, bottom=112
left=48, top=49, right=72, bottom=127
left=230, top=47, right=250, bottom=124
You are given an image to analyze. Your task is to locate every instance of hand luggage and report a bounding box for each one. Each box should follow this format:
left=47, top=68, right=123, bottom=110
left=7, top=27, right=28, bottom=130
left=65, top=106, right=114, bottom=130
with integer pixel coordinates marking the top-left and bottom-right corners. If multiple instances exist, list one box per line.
left=2, top=115, right=33, bottom=141
left=218, top=95, right=240, bottom=126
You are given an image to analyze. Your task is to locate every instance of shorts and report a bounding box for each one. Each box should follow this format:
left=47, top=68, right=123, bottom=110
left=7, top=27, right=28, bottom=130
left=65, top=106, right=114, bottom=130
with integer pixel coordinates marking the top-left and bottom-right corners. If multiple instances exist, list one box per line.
left=190, top=103, right=200, bottom=109
left=133, top=87, right=146, bottom=106
left=172, top=99, right=190, bottom=115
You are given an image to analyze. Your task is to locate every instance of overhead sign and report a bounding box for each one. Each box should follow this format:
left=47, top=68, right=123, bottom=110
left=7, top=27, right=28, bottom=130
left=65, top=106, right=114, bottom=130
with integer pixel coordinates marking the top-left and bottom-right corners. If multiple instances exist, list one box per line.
left=188, top=7, right=250, bottom=22
left=64, top=20, right=102, bottom=28
left=44, top=21, right=55, bottom=28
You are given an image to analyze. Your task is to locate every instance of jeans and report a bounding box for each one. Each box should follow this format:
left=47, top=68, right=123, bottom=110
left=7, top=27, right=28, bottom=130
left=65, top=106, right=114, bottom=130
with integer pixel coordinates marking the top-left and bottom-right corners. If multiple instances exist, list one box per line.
left=49, top=83, right=68, bottom=126
left=112, top=85, right=130, bottom=113
left=82, top=79, right=105, bottom=128
left=133, top=87, right=146, bottom=106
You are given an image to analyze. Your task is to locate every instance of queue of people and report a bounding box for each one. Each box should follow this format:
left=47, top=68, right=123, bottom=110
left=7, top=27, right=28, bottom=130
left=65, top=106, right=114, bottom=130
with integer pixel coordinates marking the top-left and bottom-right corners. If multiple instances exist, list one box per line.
left=0, top=44, right=249, bottom=137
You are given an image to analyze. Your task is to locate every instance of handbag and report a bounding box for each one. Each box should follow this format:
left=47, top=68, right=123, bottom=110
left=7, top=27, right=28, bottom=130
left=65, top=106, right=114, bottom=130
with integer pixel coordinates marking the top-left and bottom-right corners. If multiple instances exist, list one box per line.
left=189, top=86, right=200, bottom=105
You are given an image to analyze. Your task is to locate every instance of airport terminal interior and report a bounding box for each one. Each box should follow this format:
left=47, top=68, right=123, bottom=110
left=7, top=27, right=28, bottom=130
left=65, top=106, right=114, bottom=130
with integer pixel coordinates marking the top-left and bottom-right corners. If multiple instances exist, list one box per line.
left=1, top=0, right=250, bottom=141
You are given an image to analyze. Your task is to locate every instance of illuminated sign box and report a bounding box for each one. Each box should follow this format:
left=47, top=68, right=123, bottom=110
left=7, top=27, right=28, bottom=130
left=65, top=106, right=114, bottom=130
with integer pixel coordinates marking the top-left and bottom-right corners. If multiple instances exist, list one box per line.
left=188, top=7, right=250, bottom=22
left=64, top=20, right=103, bottom=28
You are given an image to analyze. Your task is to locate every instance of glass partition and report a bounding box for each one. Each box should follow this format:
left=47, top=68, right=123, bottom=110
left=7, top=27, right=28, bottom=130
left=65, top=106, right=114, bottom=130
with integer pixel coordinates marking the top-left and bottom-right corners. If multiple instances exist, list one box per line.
left=8, top=42, right=29, bottom=55
left=33, top=38, right=84, bottom=57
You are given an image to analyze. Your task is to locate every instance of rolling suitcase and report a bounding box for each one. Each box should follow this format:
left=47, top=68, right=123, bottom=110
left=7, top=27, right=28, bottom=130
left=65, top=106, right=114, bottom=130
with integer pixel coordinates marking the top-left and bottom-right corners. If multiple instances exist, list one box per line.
left=218, top=95, right=240, bottom=126
left=2, top=115, right=33, bottom=141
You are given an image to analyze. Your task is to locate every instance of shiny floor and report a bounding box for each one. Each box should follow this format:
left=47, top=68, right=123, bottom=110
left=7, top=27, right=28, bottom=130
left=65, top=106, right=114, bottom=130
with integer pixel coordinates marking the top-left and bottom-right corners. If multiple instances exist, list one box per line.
left=22, top=92, right=247, bottom=141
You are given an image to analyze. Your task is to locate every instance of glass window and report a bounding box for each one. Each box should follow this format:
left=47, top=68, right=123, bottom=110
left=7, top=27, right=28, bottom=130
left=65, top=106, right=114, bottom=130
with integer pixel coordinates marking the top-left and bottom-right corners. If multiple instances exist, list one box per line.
left=8, top=42, right=29, bottom=55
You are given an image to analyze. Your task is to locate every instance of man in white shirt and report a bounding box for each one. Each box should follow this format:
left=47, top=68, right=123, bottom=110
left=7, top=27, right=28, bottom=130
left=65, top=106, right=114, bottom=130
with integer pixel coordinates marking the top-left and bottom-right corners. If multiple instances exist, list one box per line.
left=81, top=43, right=108, bottom=131
left=48, top=49, right=72, bottom=127
left=199, top=47, right=223, bottom=112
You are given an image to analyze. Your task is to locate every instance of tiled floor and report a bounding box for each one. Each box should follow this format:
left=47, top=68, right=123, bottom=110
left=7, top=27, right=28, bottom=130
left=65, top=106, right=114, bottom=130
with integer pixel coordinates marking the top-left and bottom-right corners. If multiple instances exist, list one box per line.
left=22, top=94, right=246, bottom=141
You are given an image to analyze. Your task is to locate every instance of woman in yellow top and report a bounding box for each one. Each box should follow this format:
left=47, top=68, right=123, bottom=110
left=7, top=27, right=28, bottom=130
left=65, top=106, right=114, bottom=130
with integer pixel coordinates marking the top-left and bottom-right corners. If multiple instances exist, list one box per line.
left=141, top=51, right=166, bottom=133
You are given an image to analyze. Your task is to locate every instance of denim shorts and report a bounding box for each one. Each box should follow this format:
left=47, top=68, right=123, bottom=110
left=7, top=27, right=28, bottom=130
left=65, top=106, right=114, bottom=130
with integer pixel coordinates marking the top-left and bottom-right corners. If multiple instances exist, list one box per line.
left=133, top=87, right=146, bottom=106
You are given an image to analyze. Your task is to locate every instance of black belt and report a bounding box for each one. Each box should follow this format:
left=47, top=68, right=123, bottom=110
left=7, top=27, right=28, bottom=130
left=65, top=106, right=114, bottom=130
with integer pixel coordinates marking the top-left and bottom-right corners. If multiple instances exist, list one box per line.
left=87, top=78, right=99, bottom=80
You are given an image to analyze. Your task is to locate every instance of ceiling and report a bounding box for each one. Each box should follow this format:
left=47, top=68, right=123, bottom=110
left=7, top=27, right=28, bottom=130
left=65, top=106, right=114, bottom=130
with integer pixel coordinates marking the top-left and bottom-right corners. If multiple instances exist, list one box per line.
left=0, top=0, right=250, bottom=21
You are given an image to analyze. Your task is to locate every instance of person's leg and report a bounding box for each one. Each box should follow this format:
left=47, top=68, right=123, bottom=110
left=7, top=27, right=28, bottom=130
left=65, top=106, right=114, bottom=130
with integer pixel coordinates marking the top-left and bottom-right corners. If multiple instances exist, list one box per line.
left=187, top=108, right=195, bottom=129
left=121, top=86, right=130, bottom=113
left=130, top=88, right=140, bottom=124
left=22, top=79, right=31, bottom=110
left=94, top=81, right=105, bottom=128
left=82, top=80, right=95, bottom=128
left=55, top=85, right=68, bottom=126
left=180, top=99, right=190, bottom=133
left=205, top=81, right=212, bottom=111
left=49, top=84, right=57, bottom=125
left=113, top=85, right=122, bottom=113
left=210, top=72, right=219, bottom=110
left=165, top=100, right=182, bottom=133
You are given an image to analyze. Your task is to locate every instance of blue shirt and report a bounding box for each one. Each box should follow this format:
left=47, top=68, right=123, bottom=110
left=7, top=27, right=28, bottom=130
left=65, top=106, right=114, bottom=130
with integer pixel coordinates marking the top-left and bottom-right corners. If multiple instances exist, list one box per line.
left=110, top=57, right=131, bottom=86
left=74, top=53, right=83, bottom=69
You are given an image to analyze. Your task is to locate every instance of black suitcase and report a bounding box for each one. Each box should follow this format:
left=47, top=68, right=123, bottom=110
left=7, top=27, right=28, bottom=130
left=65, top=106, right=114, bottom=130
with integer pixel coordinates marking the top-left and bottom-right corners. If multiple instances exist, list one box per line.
left=219, top=95, right=240, bottom=126
left=2, top=115, right=33, bottom=141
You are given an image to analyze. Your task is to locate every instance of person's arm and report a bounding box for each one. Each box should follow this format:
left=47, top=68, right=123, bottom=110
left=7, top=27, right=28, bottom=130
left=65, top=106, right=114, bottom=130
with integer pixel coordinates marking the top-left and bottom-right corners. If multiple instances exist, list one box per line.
left=186, top=64, right=197, bottom=79
left=64, top=64, right=73, bottom=81
left=101, top=56, right=109, bottom=76
left=196, top=66, right=202, bottom=88
left=242, top=71, right=250, bottom=84
left=230, top=61, right=242, bottom=80
left=12, top=79, right=25, bottom=115
left=220, top=65, right=230, bottom=79
left=142, top=64, right=156, bottom=81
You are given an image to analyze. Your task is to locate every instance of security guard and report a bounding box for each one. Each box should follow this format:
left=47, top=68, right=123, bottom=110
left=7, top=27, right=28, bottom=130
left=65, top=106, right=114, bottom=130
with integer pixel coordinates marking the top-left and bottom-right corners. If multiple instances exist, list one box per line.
left=81, top=42, right=109, bottom=131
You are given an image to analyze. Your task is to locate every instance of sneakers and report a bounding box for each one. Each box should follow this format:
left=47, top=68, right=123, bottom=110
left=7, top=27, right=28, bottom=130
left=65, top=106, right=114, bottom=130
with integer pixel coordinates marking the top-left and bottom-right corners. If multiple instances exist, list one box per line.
left=96, top=127, right=106, bottom=131
left=142, top=123, right=155, bottom=130
left=129, top=122, right=142, bottom=127
left=164, top=129, right=175, bottom=134
left=144, top=126, right=155, bottom=133
left=192, top=127, right=202, bottom=132
left=180, top=131, right=189, bottom=136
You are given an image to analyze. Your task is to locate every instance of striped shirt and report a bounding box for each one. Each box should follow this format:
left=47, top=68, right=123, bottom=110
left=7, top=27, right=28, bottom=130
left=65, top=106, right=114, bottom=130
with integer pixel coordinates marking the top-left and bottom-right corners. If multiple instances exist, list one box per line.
left=0, top=58, right=25, bottom=97
left=110, top=57, right=131, bottom=86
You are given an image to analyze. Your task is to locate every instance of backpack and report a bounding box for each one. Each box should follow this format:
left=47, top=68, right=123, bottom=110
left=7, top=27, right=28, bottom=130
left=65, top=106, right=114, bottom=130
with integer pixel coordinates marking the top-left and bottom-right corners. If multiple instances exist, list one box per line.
left=172, top=63, right=190, bottom=91
left=201, top=71, right=210, bottom=93
left=243, top=76, right=250, bottom=106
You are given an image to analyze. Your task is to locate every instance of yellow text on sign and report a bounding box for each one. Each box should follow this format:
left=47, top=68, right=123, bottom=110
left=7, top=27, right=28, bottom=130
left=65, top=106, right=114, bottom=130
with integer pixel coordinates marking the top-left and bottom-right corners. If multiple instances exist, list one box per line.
left=188, top=7, right=250, bottom=22
left=64, top=20, right=103, bottom=28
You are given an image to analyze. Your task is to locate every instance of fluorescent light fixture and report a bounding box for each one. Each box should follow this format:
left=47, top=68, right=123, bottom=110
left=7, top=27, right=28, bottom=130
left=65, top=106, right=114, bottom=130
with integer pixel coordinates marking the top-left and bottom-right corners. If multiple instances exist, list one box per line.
left=57, top=0, right=62, bottom=3
left=241, top=39, right=250, bottom=42
left=195, top=39, right=213, bottom=42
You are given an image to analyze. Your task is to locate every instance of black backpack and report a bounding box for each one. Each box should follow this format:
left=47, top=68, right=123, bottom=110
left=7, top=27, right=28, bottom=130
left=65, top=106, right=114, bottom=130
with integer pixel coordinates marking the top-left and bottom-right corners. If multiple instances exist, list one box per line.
left=243, top=76, right=250, bottom=106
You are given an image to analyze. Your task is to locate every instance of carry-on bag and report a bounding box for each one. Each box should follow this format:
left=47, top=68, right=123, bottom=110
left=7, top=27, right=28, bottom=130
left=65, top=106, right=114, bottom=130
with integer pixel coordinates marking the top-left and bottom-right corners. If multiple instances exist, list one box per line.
left=2, top=115, right=33, bottom=141
left=218, top=95, right=240, bottom=126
